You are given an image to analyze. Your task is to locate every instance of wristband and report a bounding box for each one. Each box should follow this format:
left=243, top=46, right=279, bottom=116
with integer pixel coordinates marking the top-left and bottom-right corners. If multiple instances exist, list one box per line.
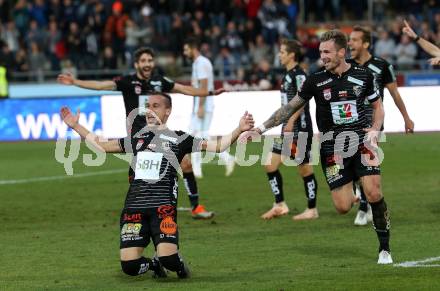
left=414, top=35, right=420, bottom=42
left=257, top=124, right=267, bottom=134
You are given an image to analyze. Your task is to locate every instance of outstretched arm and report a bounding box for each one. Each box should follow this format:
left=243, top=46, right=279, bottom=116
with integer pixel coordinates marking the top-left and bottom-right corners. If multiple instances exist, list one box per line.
left=201, top=111, right=254, bottom=152
left=402, top=20, right=440, bottom=57
left=57, top=73, right=117, bottom=91
left=258, top=95, right=306, bottom=134
left=385, top=82, right=414, bottom=133
left=172, top=82, right=226, bottom=97
left=60, top=107, right=122, bottom=152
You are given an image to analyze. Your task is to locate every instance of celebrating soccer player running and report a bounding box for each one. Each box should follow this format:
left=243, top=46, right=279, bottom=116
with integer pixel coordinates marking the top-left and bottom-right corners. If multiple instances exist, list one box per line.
left=241, top=30, right=393, bottom=264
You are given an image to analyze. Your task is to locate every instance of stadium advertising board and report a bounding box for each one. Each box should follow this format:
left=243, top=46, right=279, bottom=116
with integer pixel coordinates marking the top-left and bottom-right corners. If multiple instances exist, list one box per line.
left=0, top=97, right=102, bottom=141
left=1, top=86, right=439, bottom=141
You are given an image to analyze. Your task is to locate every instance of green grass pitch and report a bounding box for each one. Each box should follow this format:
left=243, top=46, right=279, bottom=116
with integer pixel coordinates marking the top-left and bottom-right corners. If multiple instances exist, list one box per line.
left=0, top=133, right=439, bottom=290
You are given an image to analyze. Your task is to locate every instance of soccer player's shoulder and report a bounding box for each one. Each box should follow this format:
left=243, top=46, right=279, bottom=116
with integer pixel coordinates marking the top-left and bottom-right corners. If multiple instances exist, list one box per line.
left=372, top=56, right=389, bottom=65
left=309, top=70, right=330, bottom=83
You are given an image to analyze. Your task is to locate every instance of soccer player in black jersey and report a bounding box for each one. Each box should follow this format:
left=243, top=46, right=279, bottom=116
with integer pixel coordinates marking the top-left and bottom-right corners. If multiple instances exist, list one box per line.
left=260, top=38, right=319, bottom=221
left=57, top=47, right=224, bottom=219
left=348, top=25, right=414, bottom=226
left=60, top=93, right=254, bottom=278
left=241, top=30, right=393, bottom=264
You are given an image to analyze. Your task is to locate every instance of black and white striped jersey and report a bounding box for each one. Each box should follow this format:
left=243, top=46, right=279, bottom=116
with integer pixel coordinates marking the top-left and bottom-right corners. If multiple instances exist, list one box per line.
left=347, top=56, right=396, bottom=128
left=299, top=64, right=379, bottom=154
left=118, top=128, right=203, bottom=209
left=280, top=65, right=313, bottom=136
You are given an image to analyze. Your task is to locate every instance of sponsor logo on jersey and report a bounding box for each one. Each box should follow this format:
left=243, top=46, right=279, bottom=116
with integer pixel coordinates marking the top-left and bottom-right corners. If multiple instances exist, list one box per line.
left=317, top=78, right=333, bottom=87
left=347, top=76, right=364, bottom=86
left=323, top=88, right=332, bottom=100
left=160, top=216, right=177, bottom=235
left=135, top=85, right=141, bottom=95
left=353, top=85, right=362, bottom=97
left=338, top=90, right=348, bottom=97
left=162, top=141, right=171, bottom=151
left=367, top=63, right=381, bottom=74
left=159, top=134, right=177, bottom=143
left=296, top=75, right=306, bottom=91
left=150, top=81, right=163, bottom=92
left=123, top=213, right=142, bottom=222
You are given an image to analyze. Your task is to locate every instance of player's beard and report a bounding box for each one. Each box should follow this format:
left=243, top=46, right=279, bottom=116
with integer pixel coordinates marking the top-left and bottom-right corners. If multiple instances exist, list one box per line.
left=324, top=58, right=340, bottom=72
left=138, top=67, right=152, bottom=80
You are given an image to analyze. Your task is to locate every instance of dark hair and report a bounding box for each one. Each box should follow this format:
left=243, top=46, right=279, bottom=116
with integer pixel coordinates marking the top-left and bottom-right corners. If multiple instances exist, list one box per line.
left=134, top=47, right=155, bottom=63
left=152, top=92, right=172, bottom=108
left=320, top=30, right=348, bottom=51
left=184, top=37, right=201, bottom=50
left=352, top=25, right=372, bottom=46
left=280, top=38, right=302, bottom=61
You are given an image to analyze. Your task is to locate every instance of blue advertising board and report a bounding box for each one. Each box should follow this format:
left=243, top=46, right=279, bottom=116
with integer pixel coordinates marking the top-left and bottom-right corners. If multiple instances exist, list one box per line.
left=405, top=73, right=440, bottom=86
left=0, top=97, right=102, bottom=141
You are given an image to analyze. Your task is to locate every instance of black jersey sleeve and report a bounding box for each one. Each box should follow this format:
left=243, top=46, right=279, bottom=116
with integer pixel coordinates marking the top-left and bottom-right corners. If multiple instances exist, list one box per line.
left=177, top=131, right=204, bottom=154
left=298, top=77, right=314, bottom=101
left=365, top=71, right=379, bottom=103
left=118, top=137, right=133, bottom=153
left=114, top=75, right=129, bottom=92
left=383, top=61, right=397, bottom=85
left=161, top=76, right=175, bottom=92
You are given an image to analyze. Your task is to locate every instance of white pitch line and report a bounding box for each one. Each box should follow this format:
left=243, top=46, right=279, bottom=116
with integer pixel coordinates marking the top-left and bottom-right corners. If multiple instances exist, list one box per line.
left=394, top=256, right=440, bottom=268
left=0, top=169, right=127, bottom=185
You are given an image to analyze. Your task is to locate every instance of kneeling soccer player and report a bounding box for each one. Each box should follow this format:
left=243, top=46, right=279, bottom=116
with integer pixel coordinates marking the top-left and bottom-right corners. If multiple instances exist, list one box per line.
left=61, top=92, right=254, bottom=278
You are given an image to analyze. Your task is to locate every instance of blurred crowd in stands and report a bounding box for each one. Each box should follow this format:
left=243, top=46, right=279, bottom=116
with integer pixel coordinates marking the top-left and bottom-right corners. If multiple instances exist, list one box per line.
left=1, top=0, right=440, bottom=84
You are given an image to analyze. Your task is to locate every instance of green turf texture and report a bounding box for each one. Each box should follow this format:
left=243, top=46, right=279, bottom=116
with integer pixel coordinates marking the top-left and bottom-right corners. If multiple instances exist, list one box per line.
left=0, top=133, right=439, bottom=290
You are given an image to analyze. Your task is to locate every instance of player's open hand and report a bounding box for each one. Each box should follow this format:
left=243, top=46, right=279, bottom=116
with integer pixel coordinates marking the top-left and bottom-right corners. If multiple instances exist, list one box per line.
left=60, top=106, right=80, bottom=128
left=402, top=20, right=417, bottom=39
left=57, top=73, right=75, bottom=85
left=239, top=111, right=255, bottom=132
left=429, top=56, right=440, bottom=66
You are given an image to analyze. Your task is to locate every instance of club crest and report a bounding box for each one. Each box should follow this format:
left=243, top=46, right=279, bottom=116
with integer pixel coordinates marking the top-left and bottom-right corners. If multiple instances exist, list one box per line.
left=353, top=85, right=362, bottom=97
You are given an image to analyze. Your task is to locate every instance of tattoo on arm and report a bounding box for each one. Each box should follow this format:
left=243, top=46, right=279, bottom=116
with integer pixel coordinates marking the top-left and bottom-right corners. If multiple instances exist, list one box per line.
left=263, top=95, right=306, bottom=129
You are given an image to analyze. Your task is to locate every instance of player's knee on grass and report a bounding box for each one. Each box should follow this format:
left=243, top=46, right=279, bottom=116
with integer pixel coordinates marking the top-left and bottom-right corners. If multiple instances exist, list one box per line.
left=121, top=258, right=148, bottom=276
left=158, top=253, right=182, bottom=272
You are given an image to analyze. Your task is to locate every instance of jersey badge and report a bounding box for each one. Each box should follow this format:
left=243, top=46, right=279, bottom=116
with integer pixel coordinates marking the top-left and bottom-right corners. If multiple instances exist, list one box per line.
left=353, top=85, right=362, bottom=97
left=135, top=85, right=142, bottom=95
left=136, top=139, right=144, bottom=150
left=162, top=141, right=171, bottom=152
left=150, top=80, right=162, bottom=92
left=323, top=88, right=332, bottom=100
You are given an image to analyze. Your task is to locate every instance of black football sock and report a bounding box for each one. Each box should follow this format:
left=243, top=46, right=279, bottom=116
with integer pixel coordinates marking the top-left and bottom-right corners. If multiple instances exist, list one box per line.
left=267, top=170, right=284, bottom=203
left=370, top=198, right=390, bottom=252
left=358, top=184, right=368, bottom=212
left=121, top=257, right=152, bottom=276
left=159, top=253, right=189, bottom=278
left=302, top=174, right=317, bottom=209
left=183, top=172, right=199, bottom=209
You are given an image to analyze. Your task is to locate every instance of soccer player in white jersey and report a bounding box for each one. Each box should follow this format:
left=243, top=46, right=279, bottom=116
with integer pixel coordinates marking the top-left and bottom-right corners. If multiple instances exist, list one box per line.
left=182, top=37, right=236, bottom=178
